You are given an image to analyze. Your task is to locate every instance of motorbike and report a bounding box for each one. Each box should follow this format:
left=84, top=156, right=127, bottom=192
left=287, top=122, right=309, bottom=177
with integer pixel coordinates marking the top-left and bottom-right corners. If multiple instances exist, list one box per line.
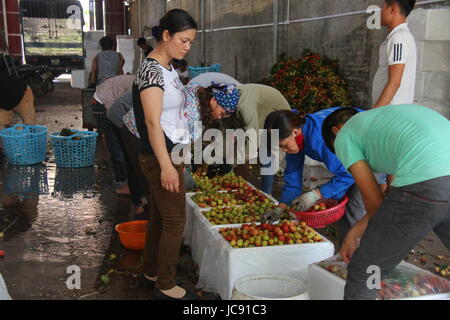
left=0, top=53, right=55, bottom=97
left=16, top=64, right=55, bottom=97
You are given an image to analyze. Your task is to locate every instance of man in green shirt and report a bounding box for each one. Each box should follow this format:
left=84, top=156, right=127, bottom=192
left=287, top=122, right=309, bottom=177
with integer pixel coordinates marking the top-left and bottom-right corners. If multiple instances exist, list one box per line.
left=322, top=104, right=450, bottom=300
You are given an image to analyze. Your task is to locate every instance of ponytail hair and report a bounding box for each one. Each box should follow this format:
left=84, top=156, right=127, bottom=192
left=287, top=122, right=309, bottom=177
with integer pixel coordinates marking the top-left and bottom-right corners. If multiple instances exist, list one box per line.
left=152, top=9, right=198, bottom=42
left=197, top=86, right=214, bottom=125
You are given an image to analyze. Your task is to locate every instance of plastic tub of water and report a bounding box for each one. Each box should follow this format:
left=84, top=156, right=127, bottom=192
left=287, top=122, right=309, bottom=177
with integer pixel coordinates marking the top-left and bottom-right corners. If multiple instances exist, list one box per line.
left=232, top=274, right=309, bottom=300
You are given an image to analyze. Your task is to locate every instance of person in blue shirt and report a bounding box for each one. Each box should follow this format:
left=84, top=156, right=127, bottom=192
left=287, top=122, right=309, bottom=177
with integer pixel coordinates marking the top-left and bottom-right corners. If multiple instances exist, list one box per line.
left=261, top=107, right=385, bottom=237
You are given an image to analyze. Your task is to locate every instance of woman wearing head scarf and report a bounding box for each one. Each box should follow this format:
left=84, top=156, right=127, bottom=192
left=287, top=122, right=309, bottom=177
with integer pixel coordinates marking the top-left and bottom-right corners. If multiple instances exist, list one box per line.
left=196, top=83, right=292, bottom=194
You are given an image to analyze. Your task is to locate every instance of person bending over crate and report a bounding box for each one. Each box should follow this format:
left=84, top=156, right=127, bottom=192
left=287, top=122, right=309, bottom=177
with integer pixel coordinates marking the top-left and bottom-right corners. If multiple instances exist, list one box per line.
left=0, top=73, right=36, bottom=131
left=197, top=82, right=292, bottom=194
left=321, top=105, right=450, bottom=300
left=91, top=74, right=135, bottom=195
left=261, top=108, right=386, bottom=240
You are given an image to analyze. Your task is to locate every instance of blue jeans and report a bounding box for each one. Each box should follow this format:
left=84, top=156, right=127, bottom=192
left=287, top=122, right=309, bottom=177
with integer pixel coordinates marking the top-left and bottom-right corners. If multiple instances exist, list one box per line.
left=92, top=104, right=128, bottom=188
left=344, top=175, right=450, bottom=300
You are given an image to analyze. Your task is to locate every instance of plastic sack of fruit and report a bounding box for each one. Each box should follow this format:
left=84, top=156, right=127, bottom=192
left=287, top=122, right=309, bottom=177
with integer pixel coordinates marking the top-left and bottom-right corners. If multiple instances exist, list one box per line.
left=0, top=273, right=12, bottom=300
left=318, top=254, right=349, bottom=280
left=318, top=255, right=450, bottom=299
left=378, top=264, right=450, bottom=300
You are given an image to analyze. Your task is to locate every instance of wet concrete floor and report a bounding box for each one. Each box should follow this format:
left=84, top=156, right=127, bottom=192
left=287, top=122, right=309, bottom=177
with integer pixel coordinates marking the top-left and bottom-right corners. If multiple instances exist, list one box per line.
left=0, top=82, right=448, bottom=300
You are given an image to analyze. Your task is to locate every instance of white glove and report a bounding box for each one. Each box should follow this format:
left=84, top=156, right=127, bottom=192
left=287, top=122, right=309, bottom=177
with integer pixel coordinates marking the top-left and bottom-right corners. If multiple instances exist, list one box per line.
left=292, top=189, right=321, bottom=212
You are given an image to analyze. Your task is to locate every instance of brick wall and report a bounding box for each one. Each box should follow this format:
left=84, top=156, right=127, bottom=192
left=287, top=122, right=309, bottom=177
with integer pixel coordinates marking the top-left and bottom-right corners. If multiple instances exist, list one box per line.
left=137, top=0, right=450, bottom=108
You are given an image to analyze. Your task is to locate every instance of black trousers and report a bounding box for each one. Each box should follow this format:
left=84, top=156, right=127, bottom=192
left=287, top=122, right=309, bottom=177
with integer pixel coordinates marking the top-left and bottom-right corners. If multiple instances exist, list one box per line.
left=120, top=125, right=149, bottom=206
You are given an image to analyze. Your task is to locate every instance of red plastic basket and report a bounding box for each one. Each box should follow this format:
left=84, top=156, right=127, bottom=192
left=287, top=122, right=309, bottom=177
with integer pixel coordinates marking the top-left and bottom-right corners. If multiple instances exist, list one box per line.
left=291, top=196, right=349, bottom=229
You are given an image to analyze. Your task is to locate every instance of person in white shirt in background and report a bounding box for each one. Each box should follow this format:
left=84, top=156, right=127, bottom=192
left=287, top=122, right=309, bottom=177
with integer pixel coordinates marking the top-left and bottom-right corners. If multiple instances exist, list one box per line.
left=372, top=0, right=417, bottom=108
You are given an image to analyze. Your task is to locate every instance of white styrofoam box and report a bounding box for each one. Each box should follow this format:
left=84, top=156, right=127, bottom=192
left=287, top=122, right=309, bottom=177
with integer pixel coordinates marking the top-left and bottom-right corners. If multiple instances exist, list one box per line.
left=416, top=41, right=450, bottom=72
left=184, top=191, right=234, bottom=248
left=119, top=50, right=137, bottom=57
left=84, top=31, right=104, bottom=50
left=122, top=65, right=133, bottom=75
left=120, top=52, right=140, bottom=64
left=183, top=192, right=198, bottom=246
left=308, top=263, right=346, bottom=300
left=408, top=8, right=450, bottom=41
left=117, top=37, right=139, bottom=61
left=184, top=182, right=278, bottom=263
left=85, top=31, right=104, bottom=41
left=84, top=42, right=101, bottom=51
left=414, top=99, right=450, bottom=119
left=85, top=49, right=101, bottom=58
left=118, top=49, right=140, bottom=74
left=70, top=69, right=89, bottom=89
left=84, top=30, right=105, bottom=41
left=415, top=71, right=450, bottom=102
left=190, top=209, right=264, bottom=265
left=117, top=37, right=136, bottom=51
left=84, top=62, right=94, bottom=73
left=121, top=55, right=138, bottom=67
left=308, top=261, right=450, bottom=300
left=0, top=273, right=12, bottom=300
left=117, top=46, right=137, bottom=53
left=84, top=50, right=101, bottom=71
left=85, top=50, right=100, bottom=61
left=84, top=61, right=94, bottom=71
left=196, top=226, right=335, bottom=300
left=190, top=212, right=236, bottom=265
left=123, top=61, right=136, bottom=74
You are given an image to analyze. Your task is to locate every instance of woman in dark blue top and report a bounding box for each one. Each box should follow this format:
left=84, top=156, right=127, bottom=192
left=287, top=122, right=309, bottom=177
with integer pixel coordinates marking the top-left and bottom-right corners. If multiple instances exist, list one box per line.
left=262, top=107, right=386, bottom=238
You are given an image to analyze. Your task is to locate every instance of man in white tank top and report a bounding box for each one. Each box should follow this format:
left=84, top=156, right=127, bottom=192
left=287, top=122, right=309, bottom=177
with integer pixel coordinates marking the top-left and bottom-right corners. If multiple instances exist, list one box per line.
left=89, top=36, right=125, bottom=86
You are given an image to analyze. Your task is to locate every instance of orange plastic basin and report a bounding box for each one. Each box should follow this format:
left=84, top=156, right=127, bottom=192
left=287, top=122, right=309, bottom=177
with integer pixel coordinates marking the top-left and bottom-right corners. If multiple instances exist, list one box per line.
left=115, top=220, right=148, bottom=250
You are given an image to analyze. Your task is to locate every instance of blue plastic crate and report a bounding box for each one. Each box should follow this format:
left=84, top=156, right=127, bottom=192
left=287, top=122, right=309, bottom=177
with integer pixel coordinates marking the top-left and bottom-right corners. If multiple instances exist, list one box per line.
left=0, top=125, right=48, bottom=165
left=188, top=64, right=222, bottom=78
left=50, top=130, right=98, bottom=168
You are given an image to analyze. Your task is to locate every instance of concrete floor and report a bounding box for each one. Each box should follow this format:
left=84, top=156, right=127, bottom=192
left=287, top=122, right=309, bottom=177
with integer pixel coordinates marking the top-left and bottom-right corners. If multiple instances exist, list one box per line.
left=0, top=82, right=448, bottom=300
